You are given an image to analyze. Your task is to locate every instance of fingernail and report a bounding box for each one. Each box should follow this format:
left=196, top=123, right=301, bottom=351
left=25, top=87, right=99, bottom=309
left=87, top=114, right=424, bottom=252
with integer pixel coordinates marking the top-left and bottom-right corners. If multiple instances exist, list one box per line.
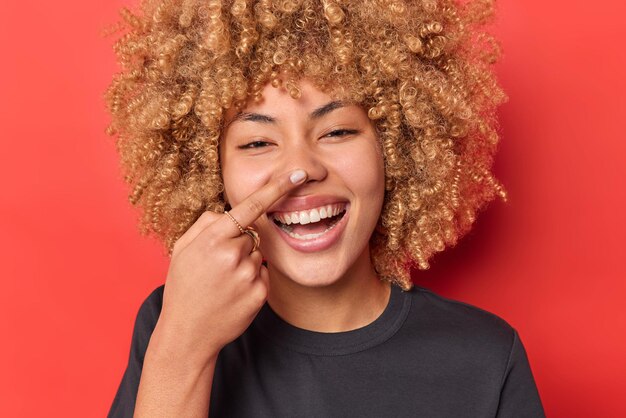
left=289, top=169, right=307, bottom=184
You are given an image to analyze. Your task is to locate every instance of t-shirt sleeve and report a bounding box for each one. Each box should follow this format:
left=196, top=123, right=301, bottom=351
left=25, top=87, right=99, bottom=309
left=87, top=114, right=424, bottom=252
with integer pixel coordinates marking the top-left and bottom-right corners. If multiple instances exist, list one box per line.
left=496, top=329, right=545, bottom=418
left=107, top=286, right=164, bottom=418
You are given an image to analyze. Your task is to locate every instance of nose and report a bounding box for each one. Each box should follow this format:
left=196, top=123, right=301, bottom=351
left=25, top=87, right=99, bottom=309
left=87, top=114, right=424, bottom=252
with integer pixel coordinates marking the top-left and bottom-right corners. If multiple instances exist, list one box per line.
left=282, top=141, right=328, bottom=185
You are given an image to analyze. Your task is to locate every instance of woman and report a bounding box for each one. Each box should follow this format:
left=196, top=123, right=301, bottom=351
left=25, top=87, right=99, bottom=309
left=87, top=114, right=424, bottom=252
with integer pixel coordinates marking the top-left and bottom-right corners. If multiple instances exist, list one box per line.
left=106, top=0, right=544, bottom=416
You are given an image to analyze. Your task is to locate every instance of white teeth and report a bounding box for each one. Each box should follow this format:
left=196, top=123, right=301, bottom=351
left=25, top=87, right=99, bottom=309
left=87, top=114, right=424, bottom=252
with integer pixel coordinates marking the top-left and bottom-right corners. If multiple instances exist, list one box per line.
left=279, top=217, right=343, bottom=240
left=272, top=203, right=346, bottom=225
left=310, top=208, right=321, bottom=223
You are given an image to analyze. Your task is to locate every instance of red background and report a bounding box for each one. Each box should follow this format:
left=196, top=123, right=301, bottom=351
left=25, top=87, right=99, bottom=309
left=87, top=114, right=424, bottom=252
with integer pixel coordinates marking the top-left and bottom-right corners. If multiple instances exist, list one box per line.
left=1, top=1, right=625, bottom=416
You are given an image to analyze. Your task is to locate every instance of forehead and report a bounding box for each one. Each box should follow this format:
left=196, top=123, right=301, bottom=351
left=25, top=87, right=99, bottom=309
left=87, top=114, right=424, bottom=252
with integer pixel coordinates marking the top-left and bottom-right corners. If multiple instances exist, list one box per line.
left=224, top=79, right=336, bottom=124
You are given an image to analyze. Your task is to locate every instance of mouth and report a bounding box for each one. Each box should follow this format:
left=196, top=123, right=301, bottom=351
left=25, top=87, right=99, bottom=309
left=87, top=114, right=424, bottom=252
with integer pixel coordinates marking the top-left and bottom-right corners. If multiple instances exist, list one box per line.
left=269, top=202, right=350, bottom=252
left=271, top=203, right=347, bottom=239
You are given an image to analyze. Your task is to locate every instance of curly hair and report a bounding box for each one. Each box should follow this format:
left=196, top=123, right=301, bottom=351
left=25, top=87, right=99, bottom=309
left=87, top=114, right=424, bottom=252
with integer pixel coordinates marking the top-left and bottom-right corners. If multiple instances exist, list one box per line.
left=105, top=0, right=507, bottom=291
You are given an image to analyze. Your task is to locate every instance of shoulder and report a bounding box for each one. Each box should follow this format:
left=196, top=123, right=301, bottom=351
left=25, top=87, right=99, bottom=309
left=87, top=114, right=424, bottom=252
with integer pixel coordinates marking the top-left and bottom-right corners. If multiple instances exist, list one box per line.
left=138, top=284, right=165, bottom=316
left=393, top=286, right=544, bottom=414
left=412, top=285, right=514, bottom=331
left=130, top=285, right=165, bottom=341
left=400, top=285, right=518, bottom=360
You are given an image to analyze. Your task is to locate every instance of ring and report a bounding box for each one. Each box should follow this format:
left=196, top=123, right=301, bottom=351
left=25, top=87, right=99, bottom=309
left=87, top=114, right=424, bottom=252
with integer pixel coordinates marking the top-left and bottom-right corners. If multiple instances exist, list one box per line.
left=244, top=227, right=260, bottom=253
left=225, top=211, right=260, bottom=253
left=224, top=210, right=245, bottom=234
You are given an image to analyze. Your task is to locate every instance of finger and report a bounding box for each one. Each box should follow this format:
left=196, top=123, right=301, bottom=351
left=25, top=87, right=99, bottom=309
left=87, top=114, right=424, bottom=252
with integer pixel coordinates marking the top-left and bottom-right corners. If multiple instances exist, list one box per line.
left=249, top=265, right=270, bottom=307
left=257, top=265, right=270, bottom=290
left=247, top=248, right=263, bottom=267
left=232, top=233, right=264, bottom=261
left=236, top=251, right=264, bottom=284
left=220, top=169, right=308, bottom=237
left=173, top=211, right=222, bottom=254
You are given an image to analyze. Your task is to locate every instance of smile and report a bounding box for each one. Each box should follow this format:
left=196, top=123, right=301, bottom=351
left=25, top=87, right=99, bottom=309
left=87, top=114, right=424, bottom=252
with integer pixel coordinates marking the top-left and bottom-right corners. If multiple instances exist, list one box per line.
left=271, top=203, right=346, bottom=226
left=269, top=203, right=349, bottom=251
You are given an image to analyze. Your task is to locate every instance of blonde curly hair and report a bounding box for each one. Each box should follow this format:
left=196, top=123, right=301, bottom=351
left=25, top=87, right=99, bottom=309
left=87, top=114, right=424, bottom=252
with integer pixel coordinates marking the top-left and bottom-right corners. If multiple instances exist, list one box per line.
left=105, top=0, right=507, bottom=291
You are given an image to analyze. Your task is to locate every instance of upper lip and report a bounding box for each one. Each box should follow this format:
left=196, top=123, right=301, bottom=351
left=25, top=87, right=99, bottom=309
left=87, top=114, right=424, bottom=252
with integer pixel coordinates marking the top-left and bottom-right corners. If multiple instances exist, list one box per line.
left=267, top=195, right=349, bottom=215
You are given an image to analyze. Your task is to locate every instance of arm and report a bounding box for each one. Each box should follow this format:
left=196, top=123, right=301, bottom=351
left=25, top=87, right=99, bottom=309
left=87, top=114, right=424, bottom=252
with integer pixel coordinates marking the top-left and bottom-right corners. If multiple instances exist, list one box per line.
left=133, top=320, right=219, bottom=417
left=107, top=288, right=220, bottom=418
left=108, top=169, right=308, bottom=417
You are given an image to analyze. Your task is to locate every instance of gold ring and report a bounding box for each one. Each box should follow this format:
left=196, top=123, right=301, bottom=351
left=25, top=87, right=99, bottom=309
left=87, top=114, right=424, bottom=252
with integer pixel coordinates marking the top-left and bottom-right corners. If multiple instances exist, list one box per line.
left=225, top=211, right=259, bottom=253
left=224, top=210, right=245, bottom=234
left=244, top=227, right=260, bottom=253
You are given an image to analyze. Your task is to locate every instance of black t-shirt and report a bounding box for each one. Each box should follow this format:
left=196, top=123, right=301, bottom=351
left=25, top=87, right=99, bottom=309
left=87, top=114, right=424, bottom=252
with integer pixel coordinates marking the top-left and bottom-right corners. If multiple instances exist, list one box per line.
left=108, top=284, right=545, bottom=417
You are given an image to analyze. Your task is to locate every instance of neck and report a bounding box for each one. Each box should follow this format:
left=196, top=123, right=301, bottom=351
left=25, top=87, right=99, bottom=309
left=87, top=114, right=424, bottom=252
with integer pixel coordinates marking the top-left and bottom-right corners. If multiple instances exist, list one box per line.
left=266, top=248, right=391, bottom=333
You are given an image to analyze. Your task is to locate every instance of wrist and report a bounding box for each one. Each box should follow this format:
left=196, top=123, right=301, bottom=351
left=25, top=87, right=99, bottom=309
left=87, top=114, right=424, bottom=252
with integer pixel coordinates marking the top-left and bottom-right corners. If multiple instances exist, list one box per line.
left=147, top=318, right=221, bottom=369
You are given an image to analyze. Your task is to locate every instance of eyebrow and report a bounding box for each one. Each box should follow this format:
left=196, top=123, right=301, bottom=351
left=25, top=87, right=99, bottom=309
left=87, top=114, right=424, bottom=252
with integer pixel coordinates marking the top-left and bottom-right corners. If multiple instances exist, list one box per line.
left=310, top=100, right=345, bottom=119
left=229, top=100, right=346, bottom=127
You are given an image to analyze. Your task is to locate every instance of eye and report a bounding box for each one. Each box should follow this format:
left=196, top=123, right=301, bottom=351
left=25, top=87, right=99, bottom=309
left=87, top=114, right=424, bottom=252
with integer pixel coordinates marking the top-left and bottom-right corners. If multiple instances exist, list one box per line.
left=238, top=140, right=272, bottom=149
left=323, top=129, right=359, bottom=138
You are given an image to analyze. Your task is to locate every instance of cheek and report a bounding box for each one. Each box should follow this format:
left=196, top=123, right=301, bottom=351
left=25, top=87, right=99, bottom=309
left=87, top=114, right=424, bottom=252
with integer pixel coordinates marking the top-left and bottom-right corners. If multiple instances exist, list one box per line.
left=222, top=160, right=273, bottom=205
left=335, top=141, right=385, bottom=199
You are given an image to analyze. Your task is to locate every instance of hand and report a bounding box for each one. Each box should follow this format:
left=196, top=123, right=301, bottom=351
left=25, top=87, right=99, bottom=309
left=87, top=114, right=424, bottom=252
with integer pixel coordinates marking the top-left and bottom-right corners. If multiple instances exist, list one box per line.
left=153, top=169, right=308, bottom=362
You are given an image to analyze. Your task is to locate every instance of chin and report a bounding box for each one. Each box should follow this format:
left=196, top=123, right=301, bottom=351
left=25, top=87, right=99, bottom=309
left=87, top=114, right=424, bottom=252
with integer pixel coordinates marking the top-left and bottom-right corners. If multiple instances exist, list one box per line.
left=268, top=257, right=349, bottom=289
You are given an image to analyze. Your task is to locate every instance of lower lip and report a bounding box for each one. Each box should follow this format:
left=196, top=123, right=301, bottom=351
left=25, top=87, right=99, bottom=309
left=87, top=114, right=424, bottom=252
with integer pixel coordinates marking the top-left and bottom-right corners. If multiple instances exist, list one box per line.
left=272, top=206, right=350, bottom=253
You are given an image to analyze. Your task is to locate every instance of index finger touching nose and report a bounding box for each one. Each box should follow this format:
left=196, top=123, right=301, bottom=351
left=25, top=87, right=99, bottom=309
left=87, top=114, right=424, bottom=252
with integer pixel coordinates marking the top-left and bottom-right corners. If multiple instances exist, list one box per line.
left=222, top=169, right=308, bottom=237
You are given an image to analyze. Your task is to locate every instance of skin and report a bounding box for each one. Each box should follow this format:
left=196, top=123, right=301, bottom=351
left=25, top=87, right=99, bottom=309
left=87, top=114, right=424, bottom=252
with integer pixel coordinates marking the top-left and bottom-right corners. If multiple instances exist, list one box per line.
left=221, top=79, right=390, bottom=332
left=134, top=79, right=391, bottom=416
